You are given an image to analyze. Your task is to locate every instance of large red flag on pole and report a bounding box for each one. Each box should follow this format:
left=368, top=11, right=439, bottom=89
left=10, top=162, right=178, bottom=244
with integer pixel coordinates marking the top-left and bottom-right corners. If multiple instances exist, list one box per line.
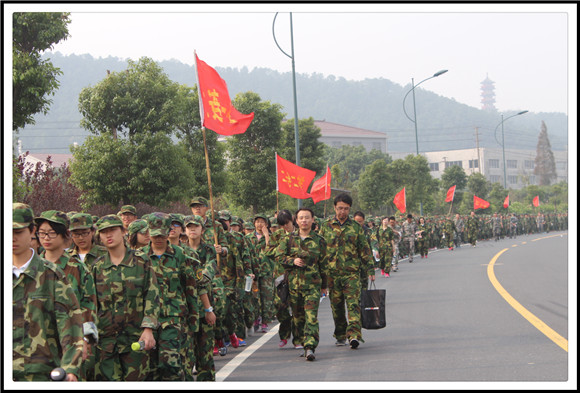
left=473, top=195, right=490, bottom=210
left=276, top=154, right=316, bottom=199
left=309, top=166, right=332, bottom=204
left=503, top=194, right=510, bottom=208
left=445, top=185, right=456, bottom=203
left=393, top=187, right=406, bottom=213
left=195, top=53, right=254, bottom=135
left=532, top=195, right=540, bottom=207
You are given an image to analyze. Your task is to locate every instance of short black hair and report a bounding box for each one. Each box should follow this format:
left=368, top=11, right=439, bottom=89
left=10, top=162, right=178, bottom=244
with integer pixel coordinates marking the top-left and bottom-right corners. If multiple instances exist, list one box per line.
left=389, top=216, right=396, bottom=221
left=353, top=211, right=365, bottom=219
left=276, top=209, right=294, bottom=226
left=36, top=219, right=68, bottom=238
left=334, top=193, right=352, bottom=207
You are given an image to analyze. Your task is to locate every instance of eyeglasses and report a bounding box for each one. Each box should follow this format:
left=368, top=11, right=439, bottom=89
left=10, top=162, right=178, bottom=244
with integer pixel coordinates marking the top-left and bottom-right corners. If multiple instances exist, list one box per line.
left=171, top=223, right=182, bottom=228
left=37, top=231, right=58, bottom=239
left=71, top=231, right=92, bottom=238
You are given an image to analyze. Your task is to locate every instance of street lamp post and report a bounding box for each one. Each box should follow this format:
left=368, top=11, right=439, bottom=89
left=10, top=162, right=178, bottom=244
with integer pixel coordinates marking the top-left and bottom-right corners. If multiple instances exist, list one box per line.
left=273, top=12, right=302, bottom=208
left=494, top=110, right=528, bottom=189
left=403, top=69, right=448, bottom=216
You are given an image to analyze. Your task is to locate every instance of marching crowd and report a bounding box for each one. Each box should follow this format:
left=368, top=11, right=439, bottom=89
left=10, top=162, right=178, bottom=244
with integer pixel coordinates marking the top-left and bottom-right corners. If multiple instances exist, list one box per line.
left=12, top=195, right=567, bottom=382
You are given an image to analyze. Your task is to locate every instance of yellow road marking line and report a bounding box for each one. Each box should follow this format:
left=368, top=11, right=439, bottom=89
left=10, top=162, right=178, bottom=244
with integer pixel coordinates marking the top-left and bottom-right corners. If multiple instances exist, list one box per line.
left=532, top=233, right=567, bottom=242
left=487, top=248, right=568, bottom=352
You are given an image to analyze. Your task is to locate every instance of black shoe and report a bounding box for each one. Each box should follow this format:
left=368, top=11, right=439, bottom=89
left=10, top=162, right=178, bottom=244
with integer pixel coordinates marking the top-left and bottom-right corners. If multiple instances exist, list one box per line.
left=349, top=338, right=359, bottom=349
left=306, top=349, right=315, bottom=361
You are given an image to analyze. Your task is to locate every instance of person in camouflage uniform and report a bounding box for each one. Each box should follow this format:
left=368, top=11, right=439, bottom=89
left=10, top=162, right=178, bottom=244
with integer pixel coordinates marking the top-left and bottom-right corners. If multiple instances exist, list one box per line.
left=274, top=207, right=328, bottom=361
left=416, top=217, right=430, bottom=259
left=442, top=215, right=456, bottom=250
left=128, top=219, right=150, bottom=250
left=319, top=193, right=375, bottom=350
left=118, top=205, right=138, bottom=231
left=35, top=210, right=98, bottom=381
left=401, top=214, right=418, bottom=262
left=184, top=215, right=219, bottom=381
left=466, top=211, right=479, bottom=247
left=68, top=212, right=106, bottom=380
left=388, top=216, right=402, bottom=272
left=489, top=212, right=503, bottom=241
left=218, top=210, right=254, bottom=347
left=141, top=212, right=201, bottom=381
left=454, top=213, right=465, bottom=248
left=265, top=209, right=298, bottom=349
left=246, top=213, right=274, bottom=333
left=92, top=214, right=160, bottom=381
left=13, top=203, right=84, bottom=382
left=353, top=211, right=374, bottom=288
left=377, top=216, right=394, bottom=276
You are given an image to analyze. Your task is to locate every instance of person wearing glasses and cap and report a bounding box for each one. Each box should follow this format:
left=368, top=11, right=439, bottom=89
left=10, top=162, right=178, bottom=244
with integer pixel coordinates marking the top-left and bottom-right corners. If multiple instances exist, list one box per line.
left=35, top=210, right=98, bottom=380
left=92, top=214, right=160, bottom=381
left=13, top=203, right=84, bottom=382
left=118, top=205, right=138, bottom=231
left=69, top=213, right=107, bottom=270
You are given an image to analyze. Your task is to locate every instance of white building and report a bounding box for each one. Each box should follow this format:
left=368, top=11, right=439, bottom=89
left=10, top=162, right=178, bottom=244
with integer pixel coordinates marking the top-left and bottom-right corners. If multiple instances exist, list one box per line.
left=392, top=148, right=567, bottom=190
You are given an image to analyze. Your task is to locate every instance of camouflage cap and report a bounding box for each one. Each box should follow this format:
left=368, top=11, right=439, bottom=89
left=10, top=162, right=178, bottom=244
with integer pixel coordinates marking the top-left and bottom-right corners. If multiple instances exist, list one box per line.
left=254, top=213, right=268, bottom=222
left=243, top=222, right=255, bottom=230
left=128, top=219, right=149, bottom=236
left=35, top=210, right=70, bottom=229
left=118, top=205, right=137, bottom=215
left=91, top=215, right=99, bottom=224
left=95, top=214, right=124, bottom=232
left=147, top=212, right=171, bottom=237
left=70, top=213, right=93, bottom=231
left=66, top=211, right=79, bottom=220
left=189, top=196, right=209, bottom=207
left=13, top=203, right=34, bottom=229
left=169, top=213, right=184, bottom=228
left=218, top=210, right=232, bottom=221
left=184, top=214, right=204, bottom=227
left=269, top=217, right=279, bottom=226
left=230, top=216, right=241, bottom=226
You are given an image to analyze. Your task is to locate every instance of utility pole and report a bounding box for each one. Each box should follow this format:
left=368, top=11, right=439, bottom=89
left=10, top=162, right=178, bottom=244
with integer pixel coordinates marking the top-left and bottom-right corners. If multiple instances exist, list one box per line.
left=475, top=127, right=481, bottom=174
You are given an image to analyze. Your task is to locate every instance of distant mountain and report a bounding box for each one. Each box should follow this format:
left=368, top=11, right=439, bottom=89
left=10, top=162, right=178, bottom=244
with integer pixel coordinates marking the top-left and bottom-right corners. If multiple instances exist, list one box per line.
left=14, top=52, right=568, bottom=155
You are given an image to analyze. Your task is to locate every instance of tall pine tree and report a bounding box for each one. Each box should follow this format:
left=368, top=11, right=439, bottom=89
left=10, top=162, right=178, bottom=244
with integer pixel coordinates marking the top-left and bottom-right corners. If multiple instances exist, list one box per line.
left=533, top=121, right=557, bottom=185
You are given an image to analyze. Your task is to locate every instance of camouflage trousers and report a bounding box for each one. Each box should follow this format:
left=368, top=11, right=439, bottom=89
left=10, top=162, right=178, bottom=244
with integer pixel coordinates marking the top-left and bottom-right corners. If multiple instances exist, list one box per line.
left=379, top=249, right=393, bottom=273
left=212, top=285, right=227, bottom=341
left=403, top=237, right=415, bottom=261
left=236, top=288, right=254, bottom=338
left=194, top=318, right=215, bottom=381
left=274, top=285, right=295, bottom=343
left=95, top=340, right=150, bottom=381
left=467, top=229, right=478, bottom=246
left=443, top=231, right=454, bottom=248
left=80, top=343, right=97, bottom=381
left=289, top=285, right=321, bottom=350
left=150, top=324, right=186, bottom=381
left=328, top=272, right=363, bottom=342
left=257, top=275, right=275, bottom=323
left=222, top=285, right=242, bottom=337
left=417, top=238, right=428, bottom=257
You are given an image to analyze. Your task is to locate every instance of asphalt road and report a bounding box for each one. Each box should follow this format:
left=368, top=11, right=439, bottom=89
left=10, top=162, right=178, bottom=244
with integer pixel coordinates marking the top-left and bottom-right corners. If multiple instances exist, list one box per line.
left=214, top=231, right=571, bottom=388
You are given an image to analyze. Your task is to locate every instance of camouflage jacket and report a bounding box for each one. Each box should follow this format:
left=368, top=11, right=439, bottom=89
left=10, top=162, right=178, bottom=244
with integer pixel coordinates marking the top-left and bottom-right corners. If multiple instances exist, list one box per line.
left=265, top=228, right=292, bottom=277
left=143, top=242, right=201, bottom=330
left=68, top=243, right=107, bottom=270
left=467, top=216, right=479, bottom=231
left=227, top=229, right=253, bottom=289
left=274, top=231, right=329, bottom=290
left=377, top=226, right=394, bottom=259
left=189, top=240, right=224, bottom=295
left=416, top=223, right=430, bottom=240
left=218, top=230, right=245, bottom=287
left=402, top=221, right=418, bottom=239
left=92, top=248, right=160, bottom=354
left=41, top=250, right=97, bottom=340
left=246, top=231, right=273, bottom=278
left=13, top=252, right=84, bottom=380
left=319, top=217, right=374, bottom=276
left=443, top=219, right=456, bottom=233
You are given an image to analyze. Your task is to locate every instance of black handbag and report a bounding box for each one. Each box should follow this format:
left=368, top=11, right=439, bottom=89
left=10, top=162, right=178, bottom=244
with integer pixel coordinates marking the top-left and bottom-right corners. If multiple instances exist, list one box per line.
left=275, top=272, right=289, bottom=304
left=360, top=281, right=386, bottom=329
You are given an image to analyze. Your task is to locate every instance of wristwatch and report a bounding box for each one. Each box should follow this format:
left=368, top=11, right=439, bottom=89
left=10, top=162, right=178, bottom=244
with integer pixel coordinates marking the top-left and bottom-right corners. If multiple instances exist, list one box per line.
left=204, top=306, right=214, bottom=313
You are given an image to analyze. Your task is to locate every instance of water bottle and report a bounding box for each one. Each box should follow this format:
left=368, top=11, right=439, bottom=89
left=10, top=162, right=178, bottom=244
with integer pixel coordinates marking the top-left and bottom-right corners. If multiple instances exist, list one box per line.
left=131, top=340, right=146, bottom=351
left=50, top=367, right=66, bottom=381
left=244, top=275, right=253, bottom=292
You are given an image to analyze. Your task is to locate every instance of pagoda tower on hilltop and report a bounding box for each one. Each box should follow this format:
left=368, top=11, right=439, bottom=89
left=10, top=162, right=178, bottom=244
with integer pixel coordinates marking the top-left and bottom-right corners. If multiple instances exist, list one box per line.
left=480, top=74, right=496, bottom=111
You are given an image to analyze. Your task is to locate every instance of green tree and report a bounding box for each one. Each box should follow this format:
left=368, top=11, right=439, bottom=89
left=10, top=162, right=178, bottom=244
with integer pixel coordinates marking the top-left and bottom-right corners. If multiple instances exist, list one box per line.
left=460, top=172, right=492, bottom=213
left=69, top=133, right=194, bottom=209
left=13, top=12, right=71, bottom=130
left=78, top=57, right=180, bottom=138
left=225, top=92, right=285, bottom=214
left=386, top=155, right=437, bottom=215
left=324, top=144, right=392, bottom=187
left=357, top=159, right=394, bottom=213
left=533, top=121, right=557, bottom=186
left=440, top=165, right=468, bottom=212
left=488, top=182, right=507, bottom=213
left=174, top=84, right=227, bottom=198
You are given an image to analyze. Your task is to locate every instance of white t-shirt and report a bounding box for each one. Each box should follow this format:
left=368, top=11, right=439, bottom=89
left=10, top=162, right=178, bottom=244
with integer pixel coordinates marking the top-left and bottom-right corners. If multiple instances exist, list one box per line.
left=13, top=248, right=35, bottom=278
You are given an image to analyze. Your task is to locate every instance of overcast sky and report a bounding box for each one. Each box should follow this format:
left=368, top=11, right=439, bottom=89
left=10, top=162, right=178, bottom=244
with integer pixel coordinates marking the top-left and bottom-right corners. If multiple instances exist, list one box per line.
left=6, top=3, right=576, bottom=115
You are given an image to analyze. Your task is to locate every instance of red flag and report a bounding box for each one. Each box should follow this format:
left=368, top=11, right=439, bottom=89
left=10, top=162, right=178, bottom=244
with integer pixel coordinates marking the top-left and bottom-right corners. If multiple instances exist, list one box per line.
left=473, top=195, right=490, bottom=210
left=195, top=53, right=254, bottom=135
left=503, top=194, right=510, bottom=208
left=276, top=154, right=316, bottom=199
left=445, top=185, right=456, bottom=203
left=393, top=187, right=406, bottom=213
left=309, top=166, right=332, bottom=204
left=533, top=195, right=540, bottom=207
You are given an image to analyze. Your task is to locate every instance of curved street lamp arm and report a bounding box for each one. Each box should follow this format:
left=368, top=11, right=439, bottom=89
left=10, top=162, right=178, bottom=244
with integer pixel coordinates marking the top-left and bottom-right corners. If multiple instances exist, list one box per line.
left=402, top=87, right=416, bottom=123
left=272, top=12, right=292, bottom=59
left=494, top=111, right=528, bottom=146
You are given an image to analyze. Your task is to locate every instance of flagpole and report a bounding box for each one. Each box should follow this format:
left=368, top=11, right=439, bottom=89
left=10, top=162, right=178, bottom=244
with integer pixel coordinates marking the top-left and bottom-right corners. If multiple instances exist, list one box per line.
left=275, top=151, right=279, bottom=214
left=201, top=126, right=222, bottom=271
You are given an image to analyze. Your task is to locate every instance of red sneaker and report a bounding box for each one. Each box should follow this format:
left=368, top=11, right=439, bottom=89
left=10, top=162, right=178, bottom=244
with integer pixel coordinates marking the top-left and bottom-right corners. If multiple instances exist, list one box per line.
left=229, top=333, right=239, bottom=348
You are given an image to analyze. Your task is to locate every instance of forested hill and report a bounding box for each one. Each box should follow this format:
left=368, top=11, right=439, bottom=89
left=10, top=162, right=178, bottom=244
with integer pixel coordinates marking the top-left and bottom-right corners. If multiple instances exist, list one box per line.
left=15, top=52, right=568, bottom=154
